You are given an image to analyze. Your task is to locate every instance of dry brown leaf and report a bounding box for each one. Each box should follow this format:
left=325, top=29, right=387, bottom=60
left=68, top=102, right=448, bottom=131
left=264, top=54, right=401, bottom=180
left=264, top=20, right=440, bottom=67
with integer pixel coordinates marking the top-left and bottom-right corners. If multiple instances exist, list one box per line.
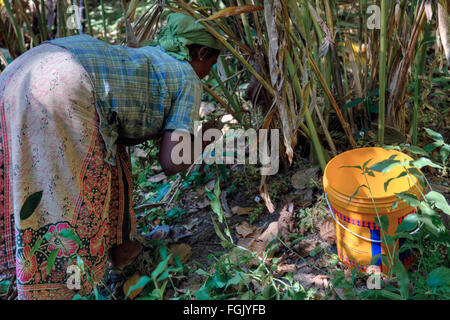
left=199, top=5, right=263, bottom=21
left=278, top=202, right=296, bottom=240
left=313, top=275, right=330, bottom=289
left=276, top=264, right=297, bottom=275
left=260, top=178, right=275, bottom=213
left=231, top=206, right=253, bottom=216
left=291, top=167, right=319, bottom=190
left=168, top=243, right=192, bottom=264
left=179, top=275, right=204, bottom=293
left=249, top=240, right=268, bottom=254
left=123, top=273, right=145, bottom=299
left=295, top=238, right=320, bottom=257
left=317, top=218, right=336, bottom=244
left=293, top=272, right=317, bottom=289
left=236, top=221, right=257, bottom=238
left=237, top=237, right=255, bottom=249
left=257, top=222, right=279, bottom=242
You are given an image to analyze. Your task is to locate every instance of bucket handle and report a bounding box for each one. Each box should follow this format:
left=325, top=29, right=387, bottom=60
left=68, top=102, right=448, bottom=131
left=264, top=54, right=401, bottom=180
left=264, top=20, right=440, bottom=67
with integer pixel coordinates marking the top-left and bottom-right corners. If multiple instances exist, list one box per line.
left=325, top=193, right=422, bottom=243
left=325, top=193, right=382, bottom=243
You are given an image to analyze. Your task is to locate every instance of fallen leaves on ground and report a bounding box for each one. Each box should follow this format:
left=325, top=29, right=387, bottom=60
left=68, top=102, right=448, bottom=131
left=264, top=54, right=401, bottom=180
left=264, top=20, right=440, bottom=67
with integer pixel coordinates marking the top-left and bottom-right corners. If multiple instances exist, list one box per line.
left=293, top=237, right=320, bottom=257
left=168, top=243, right=192, bottom=264
left=257, top=222, right=278, bottom=242
left=291, top=167, right=319, bottom=190
left=235, top=221, right=278, bottom=266
left=123, top=273, right=145, bottom=299
left=276, top=263, right=297, bottom=275
left=278, top=202, right=297, bottom=240
left=231, top=206, right=253, bottom=216
left=236, top=221, right=259, bottom=238
left=317, top=218, right=336, bottom=244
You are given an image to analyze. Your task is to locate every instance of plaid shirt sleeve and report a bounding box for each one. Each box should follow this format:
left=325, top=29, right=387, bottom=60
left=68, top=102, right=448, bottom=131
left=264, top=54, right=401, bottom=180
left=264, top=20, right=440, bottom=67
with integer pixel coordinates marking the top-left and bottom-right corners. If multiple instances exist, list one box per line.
left=163, top=75, right=202, bottom=135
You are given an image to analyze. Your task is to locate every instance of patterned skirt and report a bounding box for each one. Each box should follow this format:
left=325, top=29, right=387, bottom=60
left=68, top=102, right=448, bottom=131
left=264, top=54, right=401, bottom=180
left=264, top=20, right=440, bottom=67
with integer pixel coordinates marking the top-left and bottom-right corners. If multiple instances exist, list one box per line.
left=0, top=44, right=135, bottom=299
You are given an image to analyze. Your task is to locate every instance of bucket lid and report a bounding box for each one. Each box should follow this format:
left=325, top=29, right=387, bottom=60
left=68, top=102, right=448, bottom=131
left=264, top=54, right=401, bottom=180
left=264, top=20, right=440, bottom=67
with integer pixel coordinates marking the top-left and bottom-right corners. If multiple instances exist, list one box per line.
left=323, top=147, right=423, bottom=202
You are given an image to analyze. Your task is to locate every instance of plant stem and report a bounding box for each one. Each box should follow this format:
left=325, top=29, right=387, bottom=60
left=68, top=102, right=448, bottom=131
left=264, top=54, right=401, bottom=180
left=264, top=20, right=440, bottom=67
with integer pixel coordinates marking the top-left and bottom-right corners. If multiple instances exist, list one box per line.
left=3, top=0, right=26, bottom=54
left=378, top=0, right=388, bottom=144
left=362, top=171, right=394, bottom=271
left=83, top=0, right=94, bottom=36
left=412, top=22, right=430, bottom=145
left=100, top=0, right=109, bottom=42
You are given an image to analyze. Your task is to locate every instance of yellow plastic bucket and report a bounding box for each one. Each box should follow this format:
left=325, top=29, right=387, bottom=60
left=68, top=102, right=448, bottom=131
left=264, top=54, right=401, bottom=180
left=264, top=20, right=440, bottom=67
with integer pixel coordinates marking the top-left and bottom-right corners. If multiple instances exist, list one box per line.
left=323, top=147, right=423, bottom=273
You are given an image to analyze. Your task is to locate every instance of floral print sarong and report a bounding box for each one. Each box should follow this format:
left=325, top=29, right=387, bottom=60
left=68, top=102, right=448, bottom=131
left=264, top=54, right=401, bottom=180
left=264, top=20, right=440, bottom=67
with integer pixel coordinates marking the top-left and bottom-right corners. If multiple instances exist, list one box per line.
left=0, top=44, right=135, bottom=299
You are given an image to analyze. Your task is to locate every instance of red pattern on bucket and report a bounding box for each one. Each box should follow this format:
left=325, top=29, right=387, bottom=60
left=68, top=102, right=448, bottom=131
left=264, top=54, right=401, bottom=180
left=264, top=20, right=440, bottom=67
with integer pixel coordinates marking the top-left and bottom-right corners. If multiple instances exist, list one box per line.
left=337, top=249, right=382, bottom=273
left=397, top=209, right=417, bottom=225
left=337, top=248, right=418, bottom=273
left=330, top=204, right=380, bottom=230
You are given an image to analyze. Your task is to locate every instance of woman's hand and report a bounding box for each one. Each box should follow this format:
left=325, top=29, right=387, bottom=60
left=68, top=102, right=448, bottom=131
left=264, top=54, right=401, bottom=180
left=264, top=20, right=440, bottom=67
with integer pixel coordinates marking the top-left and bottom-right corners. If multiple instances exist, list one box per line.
left=158, top=119, right=223, bottom=176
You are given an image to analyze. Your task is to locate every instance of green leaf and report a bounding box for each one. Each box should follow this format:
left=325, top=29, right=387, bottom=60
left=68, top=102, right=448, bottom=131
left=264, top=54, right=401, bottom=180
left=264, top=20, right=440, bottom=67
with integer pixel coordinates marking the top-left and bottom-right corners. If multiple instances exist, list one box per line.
left=424, top=128, right=444, bottom=142
left=378, top=290, right=403, bottom=300
left=347, top=184, right=368, bottom=204
left=195, top=269, right=211, bottom=278
left=20, top=191, right=43, bottom=220
left=406, top=167, right=427, bottom=190
left=384, top=171, right=407, bottom=192
left=391, top=199, right=399, bottom=211
left=125, top=276, right=151, bottom=299
left=440, top=144, right=449, bottom=164
left=340, top=165, right=362, bottom=170
left=383, top=234, right=397, bottom=245
left=424, top=141, right=444, bottom=153
left=410, top=157, right=442, bottom=169
left=395, top=192, right=420, bottom=207
left=227, top=272, right=245, bottom=288
left=213, top=179, right=221, bottom=198
left=210, top=197, right=223, bottom=223
left=426, top=267, right=450, bottom=289
left=418, top=216, right=441, bottom=237
left=396, top=214, right=419, bottom=233
left=151, top=255, right=171, bottom=284
left=375, top=215, right=389, bottom=233
left=370, top=254, right=382, bottom=266
left=343, top=97, right=365, bottom=109
left=405, top=145, right=428, bottom=156
left=310, top=244, right=322, bottom=257
left=425, top=191, right=450, bottom=214
left=195, top=287, right=210, bottom=300
left=368, top=159, right=401, bottom=173
left=362, top=159, right=372, bottom=170
left=393, top=259, right=409, bottom=299
left=419, top=201, right=438, bottom=216
left=58, top=228, right=82, bottom=246
left=212, top=273, right=227, bottom=289
left=209, top=213, right=229, bottom=245
left=384, top=145, right=401, bottom=151
left=47, top=249, right=59, bottom=274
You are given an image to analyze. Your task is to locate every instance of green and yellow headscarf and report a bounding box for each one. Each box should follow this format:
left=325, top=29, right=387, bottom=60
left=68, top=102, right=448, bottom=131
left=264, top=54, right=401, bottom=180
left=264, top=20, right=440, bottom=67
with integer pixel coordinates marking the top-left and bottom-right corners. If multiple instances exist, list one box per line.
left=141, top=13, right=223, bottom=61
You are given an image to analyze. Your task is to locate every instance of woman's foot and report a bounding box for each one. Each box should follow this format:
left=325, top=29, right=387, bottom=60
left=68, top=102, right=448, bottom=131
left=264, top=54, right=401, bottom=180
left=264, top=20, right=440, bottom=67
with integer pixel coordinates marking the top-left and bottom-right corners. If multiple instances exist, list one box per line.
left=109, top=240, right=143, bottom=270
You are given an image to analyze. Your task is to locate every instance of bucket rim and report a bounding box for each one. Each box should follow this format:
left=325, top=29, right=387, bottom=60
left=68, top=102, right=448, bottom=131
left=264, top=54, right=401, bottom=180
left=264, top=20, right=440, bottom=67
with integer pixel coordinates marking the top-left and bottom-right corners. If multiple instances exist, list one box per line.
left=323, top=147, right=422, bottom=201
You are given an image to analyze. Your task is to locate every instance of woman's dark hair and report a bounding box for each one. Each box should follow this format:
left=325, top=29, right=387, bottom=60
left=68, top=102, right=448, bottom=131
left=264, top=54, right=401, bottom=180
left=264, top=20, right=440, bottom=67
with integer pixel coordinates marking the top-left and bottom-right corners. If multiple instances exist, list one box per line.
left=187, top=44, right=221, bottom=60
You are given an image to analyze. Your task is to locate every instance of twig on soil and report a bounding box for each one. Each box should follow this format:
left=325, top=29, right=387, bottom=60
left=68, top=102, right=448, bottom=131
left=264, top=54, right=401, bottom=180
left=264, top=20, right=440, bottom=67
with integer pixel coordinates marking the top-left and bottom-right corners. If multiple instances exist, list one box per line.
left=277, top=237, right=331, bottom=276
